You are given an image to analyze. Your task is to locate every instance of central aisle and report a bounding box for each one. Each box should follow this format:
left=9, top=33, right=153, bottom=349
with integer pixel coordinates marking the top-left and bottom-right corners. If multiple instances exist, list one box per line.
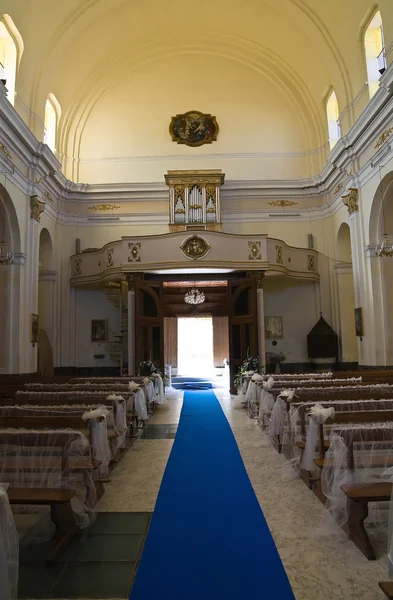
left=130, top=389, right=294, bottom=599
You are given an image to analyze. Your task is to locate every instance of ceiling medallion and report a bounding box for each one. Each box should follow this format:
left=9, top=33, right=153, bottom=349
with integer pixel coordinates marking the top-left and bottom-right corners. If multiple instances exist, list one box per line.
left=180, top=235, right=211, bottom=260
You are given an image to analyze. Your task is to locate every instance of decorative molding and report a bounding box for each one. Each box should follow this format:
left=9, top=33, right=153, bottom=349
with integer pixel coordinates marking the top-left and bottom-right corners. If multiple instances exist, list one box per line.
left=30, top=195, right=45, bottom=222
left=276, top=245, right=283, bottom=264
left=248, top=241, right=261, bottom=260
left=128, top=242, right=141, bottom=263
left=88, top=203, right=120, bottom=212
left=374, top=127, right=393, bottom=149
left=268, top=200, right=298, bottom=208
left=74, top=258, right=82, bottom=276
left=333, top=183, right=343, bottom=195
left=43, top=190, right=53, bottom=203
left=39, top=269, right=57, bottom=282
left=106, top=248, right=114, bottom=268
left=0, top=142, right=11, bottom=159
left=180, top=235, right=211, bottom=260
left=341, top=188, right=359, bottom=215
left=308, top=254, right=316, bottom=272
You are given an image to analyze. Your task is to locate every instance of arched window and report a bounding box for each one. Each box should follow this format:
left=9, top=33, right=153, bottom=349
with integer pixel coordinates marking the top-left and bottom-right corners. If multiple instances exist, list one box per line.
left=0, top=15, right=23, bottom=106
left=44, top=94, right=61, bottom=153
left=326, top=90, right=341, bottom=150
left=364, top=11, right=386, bottom=99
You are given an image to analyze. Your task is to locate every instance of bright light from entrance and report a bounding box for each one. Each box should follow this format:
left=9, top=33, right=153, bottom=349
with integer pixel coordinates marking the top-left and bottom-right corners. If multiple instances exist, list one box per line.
left=177, top=317, right=214, bottom=378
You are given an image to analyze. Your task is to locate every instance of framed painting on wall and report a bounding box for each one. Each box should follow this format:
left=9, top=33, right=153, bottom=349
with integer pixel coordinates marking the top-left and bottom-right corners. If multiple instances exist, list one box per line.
left=265, top=316, right=283, bottom=339
left=91, top=319, right=107, bottom=342
left=354, top=307, right=363, bottom=337
left=31, top=314, right=39, bottom=344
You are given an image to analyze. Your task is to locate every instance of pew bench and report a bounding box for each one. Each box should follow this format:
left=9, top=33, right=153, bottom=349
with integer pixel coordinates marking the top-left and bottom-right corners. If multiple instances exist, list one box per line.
left=340, top=482, right=392, bottom=560
left=379, top=582, right=393, bottom=599
left=7, top=487, right=79, bottom=566
left=317, top=425, right=393, bottom=559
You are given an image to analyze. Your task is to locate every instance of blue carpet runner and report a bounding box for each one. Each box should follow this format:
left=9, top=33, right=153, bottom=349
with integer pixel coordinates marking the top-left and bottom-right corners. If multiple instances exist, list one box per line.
left=130, top=390, right=294, bottom=599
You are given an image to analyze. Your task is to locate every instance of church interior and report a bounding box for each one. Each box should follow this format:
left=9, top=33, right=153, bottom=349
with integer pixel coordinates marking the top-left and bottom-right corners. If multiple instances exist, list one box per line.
left=1, top=0, right=393, bottom=598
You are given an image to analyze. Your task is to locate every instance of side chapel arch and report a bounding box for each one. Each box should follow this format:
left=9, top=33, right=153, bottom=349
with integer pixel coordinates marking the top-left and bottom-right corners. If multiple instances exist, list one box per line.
left=0, top=181, right=21, bottom=372
left=335, top=222, right=358, bottom=365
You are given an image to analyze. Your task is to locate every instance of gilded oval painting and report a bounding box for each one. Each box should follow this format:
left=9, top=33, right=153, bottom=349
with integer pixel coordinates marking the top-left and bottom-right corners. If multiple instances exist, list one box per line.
left=169, top=110, right=219, bottom=147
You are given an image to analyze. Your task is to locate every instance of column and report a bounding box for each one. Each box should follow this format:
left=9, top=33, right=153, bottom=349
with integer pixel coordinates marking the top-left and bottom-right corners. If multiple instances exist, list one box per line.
left=126, top=273, right=143, bottom=375
left=255, top=271, right=266, bottom=371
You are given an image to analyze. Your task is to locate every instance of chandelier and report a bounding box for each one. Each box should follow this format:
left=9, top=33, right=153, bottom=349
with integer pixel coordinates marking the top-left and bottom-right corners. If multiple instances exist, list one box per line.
left=376, top=168, right=393, bottom=258
left=0, top=174, right=14, bottom=266
left=184, top=288, right=205, bottom=305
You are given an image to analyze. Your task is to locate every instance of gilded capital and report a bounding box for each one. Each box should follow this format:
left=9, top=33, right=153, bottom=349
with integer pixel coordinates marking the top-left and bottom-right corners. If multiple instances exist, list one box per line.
left=30, top=195, right=45, bottom=222
left=247, top=270, right=265, bottom=288
left=341, top=188, right=358, bottom=215
left=126, top=272, right=144, bottom=291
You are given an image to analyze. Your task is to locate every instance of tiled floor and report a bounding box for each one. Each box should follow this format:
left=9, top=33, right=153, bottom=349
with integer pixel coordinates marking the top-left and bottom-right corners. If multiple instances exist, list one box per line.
left=18, top=513, right=151, bottom=598
left=20, top=387, right=390, bottom=599
left=137, top=423, right=178, bottom=439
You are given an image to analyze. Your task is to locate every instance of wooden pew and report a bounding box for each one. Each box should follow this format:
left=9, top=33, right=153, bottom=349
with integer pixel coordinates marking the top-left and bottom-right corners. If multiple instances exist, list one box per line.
left=0, top=429, right=95, bottom=565
left=318, top=425, right=393, bottom=559
left=379, top=582, right=393, bottom=599
left=7, top=487, right=78, bottom=566
left=298, top=410, right=393, bottom=499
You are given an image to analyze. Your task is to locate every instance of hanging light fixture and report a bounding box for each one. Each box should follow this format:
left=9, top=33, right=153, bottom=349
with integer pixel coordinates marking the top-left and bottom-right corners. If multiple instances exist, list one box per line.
left=0, top=173, right=14, bottom=266
left=184, top=287, right=205, bottom=305
left=376, top=168, right=393, bottom=258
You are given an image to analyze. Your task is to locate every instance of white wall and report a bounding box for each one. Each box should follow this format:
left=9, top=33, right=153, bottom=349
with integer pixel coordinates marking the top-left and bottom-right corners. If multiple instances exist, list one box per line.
left=74, top=289, right=121, bottom=368
left=264, top=278, right=321, bottom=364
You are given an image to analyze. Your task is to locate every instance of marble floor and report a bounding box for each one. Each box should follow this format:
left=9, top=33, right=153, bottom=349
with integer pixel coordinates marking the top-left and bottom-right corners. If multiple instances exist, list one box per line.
left=25, top=387, right=389, bottom=599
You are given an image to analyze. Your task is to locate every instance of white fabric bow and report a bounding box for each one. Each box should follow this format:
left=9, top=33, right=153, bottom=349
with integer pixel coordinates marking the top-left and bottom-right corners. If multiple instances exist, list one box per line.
left=106, top=393, right=124, bottom=401
left=278, top=389, right=296, bottom=401
left=128, top=381, right=140, bottom=391
left=307, top=403, right=335, bottom=424
left=251, top=373, right=264, bottom=382
left=82, top=406, right=109, bottom=421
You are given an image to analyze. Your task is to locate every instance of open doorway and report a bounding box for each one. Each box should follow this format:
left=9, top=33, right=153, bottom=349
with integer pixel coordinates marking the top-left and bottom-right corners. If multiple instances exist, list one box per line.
left=177, top=317, right=214, bottom=378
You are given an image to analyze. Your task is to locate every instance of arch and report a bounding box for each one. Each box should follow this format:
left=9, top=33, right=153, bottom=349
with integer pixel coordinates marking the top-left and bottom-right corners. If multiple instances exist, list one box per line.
left=336, top=222, right=351, bottom=262
left=335, top=221, right=357, bottom=365
left=0, top=14, right=24, bottom=106
left=368, top=170, right=393, bottom=364
left=0, top=180, right=21, bottom=254
left=39, top=227, right=54, bottom=271
left=38, top=227, right=55, bottom=374
left=44, top=93, right=61, bottom=152
left=363, top=9, right=386, bottom=99
left=326, top=90, right=341, bottom=150
left=0, top=180, right=21, bottom=373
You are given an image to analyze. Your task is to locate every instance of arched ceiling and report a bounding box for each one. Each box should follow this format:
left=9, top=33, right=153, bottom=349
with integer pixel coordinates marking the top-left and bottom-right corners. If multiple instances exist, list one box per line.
left=2, top=0, right=392, bottom=182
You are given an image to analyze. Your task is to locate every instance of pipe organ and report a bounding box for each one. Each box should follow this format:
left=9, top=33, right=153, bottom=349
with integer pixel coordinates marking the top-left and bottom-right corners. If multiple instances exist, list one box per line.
left=165, top=170, right=225, bottom=231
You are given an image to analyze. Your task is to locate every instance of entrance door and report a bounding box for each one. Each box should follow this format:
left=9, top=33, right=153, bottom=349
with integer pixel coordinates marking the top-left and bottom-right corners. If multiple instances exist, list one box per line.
left=135, top=280, right=164, bottom=374
left=228, top=278, right=258, bottom=393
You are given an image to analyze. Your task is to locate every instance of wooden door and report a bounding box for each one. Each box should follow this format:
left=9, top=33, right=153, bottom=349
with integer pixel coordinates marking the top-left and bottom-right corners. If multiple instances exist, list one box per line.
left=135, top=281, right=164, bottom=374
left=228, top=278, right=258, bottom=393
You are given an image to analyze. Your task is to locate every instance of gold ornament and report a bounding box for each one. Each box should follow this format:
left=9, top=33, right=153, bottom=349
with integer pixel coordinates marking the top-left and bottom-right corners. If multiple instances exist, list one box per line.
left=88, top=204, right=120, bottom=212
left=268, top=200, right=298, bottom=208
left=180, top=235, right=211, bottom=260
left=341, top=188, right=359, bottom=215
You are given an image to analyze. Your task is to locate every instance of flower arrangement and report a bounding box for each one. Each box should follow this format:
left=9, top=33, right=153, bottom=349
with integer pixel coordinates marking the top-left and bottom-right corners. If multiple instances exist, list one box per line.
left=234, top=355, right=264, bottom=390
left=139, top=360, right=159, bottom=376
left=139, top=360, right=169, bottom=387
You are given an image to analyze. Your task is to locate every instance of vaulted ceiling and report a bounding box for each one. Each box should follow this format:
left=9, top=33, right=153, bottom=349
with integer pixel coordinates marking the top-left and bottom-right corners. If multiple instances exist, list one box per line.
left=2, top=0, right=392, bottom=182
